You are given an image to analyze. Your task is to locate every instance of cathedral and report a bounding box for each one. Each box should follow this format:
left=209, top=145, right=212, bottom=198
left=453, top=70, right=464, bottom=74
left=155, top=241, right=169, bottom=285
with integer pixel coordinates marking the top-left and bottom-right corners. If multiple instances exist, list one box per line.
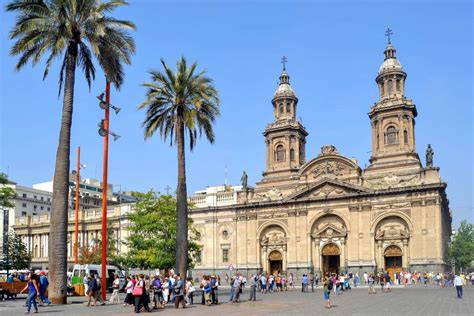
left=189, top=39, right=452, bottom=278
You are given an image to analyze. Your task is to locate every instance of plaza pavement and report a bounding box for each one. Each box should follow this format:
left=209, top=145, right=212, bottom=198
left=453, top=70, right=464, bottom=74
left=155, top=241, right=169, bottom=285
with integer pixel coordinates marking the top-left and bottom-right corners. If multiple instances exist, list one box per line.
left=0, top=285, right=472, bottom=316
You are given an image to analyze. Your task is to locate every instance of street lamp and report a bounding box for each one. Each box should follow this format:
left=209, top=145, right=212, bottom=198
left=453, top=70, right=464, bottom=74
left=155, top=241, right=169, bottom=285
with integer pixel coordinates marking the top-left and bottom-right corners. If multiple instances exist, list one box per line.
left=98, top=119, right=121, bottom=141
left=71, top=147, right=86, bottom=265
left=97, top=93, right=121, bottom=114
left=97, top=81, right=121, bottom=300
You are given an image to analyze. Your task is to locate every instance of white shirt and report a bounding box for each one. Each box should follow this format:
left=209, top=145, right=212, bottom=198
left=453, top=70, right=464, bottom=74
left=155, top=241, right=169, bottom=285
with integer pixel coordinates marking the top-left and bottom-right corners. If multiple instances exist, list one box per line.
left=126, top=280, right=134, bottom=294
left=454, top=276, right=463, bottom=286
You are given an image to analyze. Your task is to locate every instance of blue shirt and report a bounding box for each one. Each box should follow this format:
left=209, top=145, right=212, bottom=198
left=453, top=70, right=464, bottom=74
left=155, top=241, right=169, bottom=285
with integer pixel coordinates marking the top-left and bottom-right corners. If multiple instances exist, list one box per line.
left=302, top=276, right=309, bottom=284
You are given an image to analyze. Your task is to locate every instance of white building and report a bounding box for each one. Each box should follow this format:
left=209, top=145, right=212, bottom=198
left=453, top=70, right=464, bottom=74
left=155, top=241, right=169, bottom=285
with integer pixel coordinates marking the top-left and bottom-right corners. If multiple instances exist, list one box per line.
left=189, top=185, right=243, bottom=208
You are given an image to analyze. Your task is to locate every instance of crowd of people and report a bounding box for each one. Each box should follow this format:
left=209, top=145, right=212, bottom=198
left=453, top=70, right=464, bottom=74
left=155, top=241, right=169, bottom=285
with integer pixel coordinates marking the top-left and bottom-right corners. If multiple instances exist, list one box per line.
left=2, top=269, right=473, bottom=313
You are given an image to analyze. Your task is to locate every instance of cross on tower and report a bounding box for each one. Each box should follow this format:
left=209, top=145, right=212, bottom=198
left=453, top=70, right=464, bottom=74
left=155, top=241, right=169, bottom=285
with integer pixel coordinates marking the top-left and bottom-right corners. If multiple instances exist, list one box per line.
left=385, top=28, right=393, bottom=44
left=281, top=56, right=288, bottom=71
left=164, top=185, right=171, bottom=195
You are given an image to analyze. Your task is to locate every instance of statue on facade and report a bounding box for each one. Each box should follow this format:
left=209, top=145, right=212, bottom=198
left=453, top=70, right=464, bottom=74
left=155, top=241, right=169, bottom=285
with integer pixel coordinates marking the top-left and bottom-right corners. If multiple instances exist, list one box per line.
left=426, top=144, right=434, bottom=167
left=240, top=171, right=248, bottom=189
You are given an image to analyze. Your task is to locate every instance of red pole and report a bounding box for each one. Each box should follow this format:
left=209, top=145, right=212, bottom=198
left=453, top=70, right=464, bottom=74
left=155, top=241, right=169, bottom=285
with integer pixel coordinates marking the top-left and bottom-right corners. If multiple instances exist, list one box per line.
left=101, top=81, right=110, bottom=300
left=74, top=146, right=80, bottom=264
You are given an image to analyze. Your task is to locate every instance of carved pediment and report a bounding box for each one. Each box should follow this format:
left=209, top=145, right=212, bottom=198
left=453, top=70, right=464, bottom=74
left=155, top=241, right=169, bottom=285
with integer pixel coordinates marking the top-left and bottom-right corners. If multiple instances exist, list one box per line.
left=312, top=222, right=347, bottom=238
left=299, top=147, right=361, bottom=182
left=288, top=178, right=369, bottom=200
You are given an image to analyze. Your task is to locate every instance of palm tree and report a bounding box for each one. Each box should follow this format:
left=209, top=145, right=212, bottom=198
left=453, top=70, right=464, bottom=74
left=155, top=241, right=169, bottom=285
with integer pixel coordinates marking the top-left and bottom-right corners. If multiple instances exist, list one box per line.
left=6, top=0, right=135, bottom=304
left=139, top=57, right=220, bottom=276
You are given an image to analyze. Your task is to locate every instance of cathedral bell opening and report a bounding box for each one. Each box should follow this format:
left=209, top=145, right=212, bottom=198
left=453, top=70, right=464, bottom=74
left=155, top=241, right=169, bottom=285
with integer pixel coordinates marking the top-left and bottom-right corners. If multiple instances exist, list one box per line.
left=321, top=243, right=340, bottom=275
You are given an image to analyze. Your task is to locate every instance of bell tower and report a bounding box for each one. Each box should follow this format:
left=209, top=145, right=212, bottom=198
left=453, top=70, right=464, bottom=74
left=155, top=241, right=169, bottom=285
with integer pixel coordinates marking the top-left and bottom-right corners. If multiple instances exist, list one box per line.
left=262, top=57, right=308, bottom=181
left=367, top=30, right=421, bottom=172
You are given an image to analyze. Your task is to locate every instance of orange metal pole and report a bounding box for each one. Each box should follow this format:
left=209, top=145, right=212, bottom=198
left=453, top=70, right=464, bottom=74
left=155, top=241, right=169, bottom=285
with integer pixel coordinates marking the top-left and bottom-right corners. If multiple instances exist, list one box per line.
left=74, top=146, right=80, bottom=264
left=101, top=81, right=110, bottom=300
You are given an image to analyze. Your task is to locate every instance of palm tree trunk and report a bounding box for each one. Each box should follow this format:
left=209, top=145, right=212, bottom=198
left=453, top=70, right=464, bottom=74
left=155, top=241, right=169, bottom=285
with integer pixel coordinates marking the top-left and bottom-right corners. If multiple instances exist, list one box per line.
left=49, top=44, right=77, bottom=304
left=175, top=113, right=188, bottom=277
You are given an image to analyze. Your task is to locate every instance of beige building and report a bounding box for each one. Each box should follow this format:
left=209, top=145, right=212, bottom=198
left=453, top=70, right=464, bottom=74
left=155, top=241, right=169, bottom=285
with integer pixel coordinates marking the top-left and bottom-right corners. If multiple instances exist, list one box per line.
left=189, top=41, right=452, bottom=278
left=13, top=204, right=134, bottom=270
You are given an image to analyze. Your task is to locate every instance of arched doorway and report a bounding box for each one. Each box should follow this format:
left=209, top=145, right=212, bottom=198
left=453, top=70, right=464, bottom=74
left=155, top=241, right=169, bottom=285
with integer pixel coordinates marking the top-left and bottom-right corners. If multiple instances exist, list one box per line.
left=322, top=243, right=340, bottom=275
left=384, top=245, right=403, bottom=277
left=268, top=250, right=283, bottom=275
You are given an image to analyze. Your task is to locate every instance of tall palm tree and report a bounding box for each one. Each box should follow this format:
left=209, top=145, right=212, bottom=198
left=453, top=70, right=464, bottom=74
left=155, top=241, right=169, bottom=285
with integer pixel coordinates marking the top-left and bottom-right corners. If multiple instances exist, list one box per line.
left=139, top=57, right=220, bottom=276
left=6, top=0, right=135, bottom=304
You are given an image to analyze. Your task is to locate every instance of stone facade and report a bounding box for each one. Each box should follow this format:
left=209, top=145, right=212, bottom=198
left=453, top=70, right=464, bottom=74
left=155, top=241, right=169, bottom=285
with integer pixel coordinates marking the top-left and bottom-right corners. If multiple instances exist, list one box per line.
left=12, top=204, right=134, bottom=270
left=189, top=42, right=452, bottom=278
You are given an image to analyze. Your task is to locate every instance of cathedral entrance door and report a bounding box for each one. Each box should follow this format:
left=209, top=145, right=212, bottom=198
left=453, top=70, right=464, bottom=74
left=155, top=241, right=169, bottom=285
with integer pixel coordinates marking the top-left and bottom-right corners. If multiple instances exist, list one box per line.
left=384, top=245, right=403, bottom=277
left=268, top=250, right=283, bottom=274
left=321, top=243, right=340, bottom=275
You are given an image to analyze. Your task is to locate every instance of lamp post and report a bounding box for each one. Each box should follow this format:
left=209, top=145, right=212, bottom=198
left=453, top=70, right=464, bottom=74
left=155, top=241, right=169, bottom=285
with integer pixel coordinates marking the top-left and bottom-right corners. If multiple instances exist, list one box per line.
left=97, top=81, right=121, bottom=300
left=74, top=146, right=80, bottom=264
left=71, top=148, right=86, bottom=265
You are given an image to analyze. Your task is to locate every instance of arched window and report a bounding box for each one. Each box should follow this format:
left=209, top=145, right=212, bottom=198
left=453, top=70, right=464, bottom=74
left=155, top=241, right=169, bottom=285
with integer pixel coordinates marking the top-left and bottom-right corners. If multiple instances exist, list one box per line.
left=279, top=104, right=284, bottom=115
left=404, top=130, right=408, bottom=144
left=396, top=79, right=401, bottom=91
left=290, top=148, right=295, bottom=161
left=387, top=80, right=393, bottom=94
left=286, top=103, right=291, bottom=113
left=380, top=83, right=385, bottom=96
left=275, top=145, right=285, bottom=162
left=386, top=126, right=397, bottom=145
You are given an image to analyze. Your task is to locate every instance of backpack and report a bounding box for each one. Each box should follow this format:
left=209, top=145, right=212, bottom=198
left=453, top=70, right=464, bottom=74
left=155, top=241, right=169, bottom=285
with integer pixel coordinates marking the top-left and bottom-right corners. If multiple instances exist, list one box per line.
left=327, top=280, right=333, bottom=290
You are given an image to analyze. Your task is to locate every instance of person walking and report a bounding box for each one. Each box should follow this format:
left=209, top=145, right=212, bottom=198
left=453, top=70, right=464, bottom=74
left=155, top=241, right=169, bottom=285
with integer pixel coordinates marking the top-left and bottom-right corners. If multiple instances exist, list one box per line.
left=124, top=276, right=135, bottom=306
left=86, top=274, right=98, bottom=307
left=83, top=274, right=90, bottom=297
left=211, top=275, right=219, bottom=304
left=95, top=275, right=106, bottom=306
left=109, top=274, right=121, bottom=304
left=20, top=273, right=40, bottom=314
left=133, top=274, right=151, bottom=313
left=151, top=275, right=163, bottom=309
left=454, top=274, right=464, bottom=299
left=322, top=276, right=331, bottom=309
left=232, top=275, right=242, bottom=303
left=309, top=273, right=315, bottom=292
left=368, top=273, right=376, bottom=294
left=249, top=274, right=257, bottom=301
left=379, top=272, right=385, bottom=292
left=162, top=277, right=169, bottom=306
left=174, top=274, right=186, bottom=308
left=185, top=277, right=195, bottom=305
left=38, top=271, right=51, bottom=306
left=203, top=276, right=213, bottom=306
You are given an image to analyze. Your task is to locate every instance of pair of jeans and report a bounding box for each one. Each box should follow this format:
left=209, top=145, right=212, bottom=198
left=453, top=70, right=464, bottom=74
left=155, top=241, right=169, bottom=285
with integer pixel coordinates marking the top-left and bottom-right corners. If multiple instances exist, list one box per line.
left=229, top=286, right=235, bottom=301
left=455, top=286, right=463, bottom=298
left=40, top=290, right=51, bottom=304
left=27, top=292, right=38, bottom=312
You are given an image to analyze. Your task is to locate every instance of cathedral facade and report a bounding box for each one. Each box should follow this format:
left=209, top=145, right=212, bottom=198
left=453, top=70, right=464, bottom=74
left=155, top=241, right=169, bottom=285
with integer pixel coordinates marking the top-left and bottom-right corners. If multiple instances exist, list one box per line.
left=189, top=41, right=452, bottom=278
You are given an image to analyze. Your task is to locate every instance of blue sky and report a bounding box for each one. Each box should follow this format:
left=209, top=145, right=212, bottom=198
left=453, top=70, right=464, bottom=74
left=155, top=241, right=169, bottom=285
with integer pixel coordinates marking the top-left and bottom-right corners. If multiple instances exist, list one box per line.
left=0, top=0, right=472, bottom=226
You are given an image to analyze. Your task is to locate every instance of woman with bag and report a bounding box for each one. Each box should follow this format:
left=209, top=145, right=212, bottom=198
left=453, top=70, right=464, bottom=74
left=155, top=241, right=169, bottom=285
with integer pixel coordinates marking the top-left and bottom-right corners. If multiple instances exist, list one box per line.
left=109, top=274, right=121, bottom=304
left=161, top=277, right=169, bottom=306
left=133, top=274, right=151, bottom=313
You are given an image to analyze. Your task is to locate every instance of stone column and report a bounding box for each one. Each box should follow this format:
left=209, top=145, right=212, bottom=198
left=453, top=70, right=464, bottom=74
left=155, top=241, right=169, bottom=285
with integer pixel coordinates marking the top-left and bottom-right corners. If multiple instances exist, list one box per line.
left=376, top=240, right=383, bottom=271
left=283, top=245, right=287, bottom=271
left=402, top=240, right=408, bottom=269
left=314, top=238, right=320, bottom=274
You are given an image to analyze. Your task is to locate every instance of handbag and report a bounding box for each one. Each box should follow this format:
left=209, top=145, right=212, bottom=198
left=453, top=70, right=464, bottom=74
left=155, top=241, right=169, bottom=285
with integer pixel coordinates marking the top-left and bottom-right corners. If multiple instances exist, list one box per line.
left=132, top=282, right=143, bottom=296
left=189, top=285, right=196, bottom=293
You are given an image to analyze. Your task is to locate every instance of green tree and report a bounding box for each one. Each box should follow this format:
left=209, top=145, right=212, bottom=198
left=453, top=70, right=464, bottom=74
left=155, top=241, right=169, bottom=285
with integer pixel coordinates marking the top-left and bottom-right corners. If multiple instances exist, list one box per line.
left=121, top=190, right=201, bottom=270
left=0, top=173, right=15, bottom=208
left=78, top=219, right=118, bottom=265
left=448, top=220, right=474, bottom=272
left=6, top=0, right=135, bottom=304
left=0, top=232, right=32, bottom=274
left=138, top=57, right=219, bottom=276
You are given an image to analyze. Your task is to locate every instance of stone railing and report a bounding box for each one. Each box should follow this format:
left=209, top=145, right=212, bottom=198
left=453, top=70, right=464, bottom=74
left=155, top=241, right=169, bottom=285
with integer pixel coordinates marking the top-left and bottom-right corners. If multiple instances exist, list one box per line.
left=189, top=191, right=238, bottom=208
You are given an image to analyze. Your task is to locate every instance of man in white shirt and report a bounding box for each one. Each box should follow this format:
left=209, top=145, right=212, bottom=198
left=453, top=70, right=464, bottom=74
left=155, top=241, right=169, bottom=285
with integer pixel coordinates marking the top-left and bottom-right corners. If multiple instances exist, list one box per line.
left=454, top=275, right=464, bottom=299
